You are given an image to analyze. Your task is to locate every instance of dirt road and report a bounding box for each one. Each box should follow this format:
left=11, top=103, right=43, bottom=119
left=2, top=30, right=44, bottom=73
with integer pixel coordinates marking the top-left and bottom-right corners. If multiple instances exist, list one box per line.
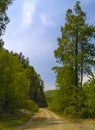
left=17, top=108, right=95, bottom=130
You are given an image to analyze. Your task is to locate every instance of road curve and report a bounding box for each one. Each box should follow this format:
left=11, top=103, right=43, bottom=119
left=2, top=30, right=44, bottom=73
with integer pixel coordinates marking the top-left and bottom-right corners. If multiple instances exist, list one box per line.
left=17, top=108, right=95, bottom=130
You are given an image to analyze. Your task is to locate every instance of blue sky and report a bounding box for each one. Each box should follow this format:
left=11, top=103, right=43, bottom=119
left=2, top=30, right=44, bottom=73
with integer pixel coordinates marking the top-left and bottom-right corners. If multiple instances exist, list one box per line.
left=3, top=0, right=95, bottom=90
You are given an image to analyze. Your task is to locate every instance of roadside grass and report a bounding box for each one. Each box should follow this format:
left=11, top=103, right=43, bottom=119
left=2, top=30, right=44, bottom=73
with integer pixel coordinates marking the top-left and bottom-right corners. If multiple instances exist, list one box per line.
left=48, top=108, right=95, bottom=125
left=0, top=110, right=34, bottom=130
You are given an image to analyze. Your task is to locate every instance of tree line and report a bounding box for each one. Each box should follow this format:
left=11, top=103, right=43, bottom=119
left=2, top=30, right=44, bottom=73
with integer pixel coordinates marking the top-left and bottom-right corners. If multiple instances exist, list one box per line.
left=49, top=1, right=95, bottom=118
left=0, top=0, right=47, bottom=115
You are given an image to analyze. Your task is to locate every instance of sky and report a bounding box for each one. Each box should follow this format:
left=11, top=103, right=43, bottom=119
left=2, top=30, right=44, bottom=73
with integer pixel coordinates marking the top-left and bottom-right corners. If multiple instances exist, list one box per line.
left=3, top=0, right=95, bottom=90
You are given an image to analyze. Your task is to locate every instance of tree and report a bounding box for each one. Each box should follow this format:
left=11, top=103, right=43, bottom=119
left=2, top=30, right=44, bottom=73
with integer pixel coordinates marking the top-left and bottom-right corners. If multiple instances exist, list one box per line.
left=83, top=78, right=95, bottom=118
left=11, top=52, right=47, bottom=108
left=53, top=1, right=95, bottom=116
left=54, top=1, right=95, bottom=87
left=0, top=0, right=13, bottom=48
left=27, top=66, right=47, bottom=108
left=0, top=50, right=31, bottom=112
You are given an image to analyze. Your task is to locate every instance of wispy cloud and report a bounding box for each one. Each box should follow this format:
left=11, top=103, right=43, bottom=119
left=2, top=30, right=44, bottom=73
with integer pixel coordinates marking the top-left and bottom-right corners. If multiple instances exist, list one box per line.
left=40, top=14, right=55, bottom=27
left=22, top=0, right=36, bottom=30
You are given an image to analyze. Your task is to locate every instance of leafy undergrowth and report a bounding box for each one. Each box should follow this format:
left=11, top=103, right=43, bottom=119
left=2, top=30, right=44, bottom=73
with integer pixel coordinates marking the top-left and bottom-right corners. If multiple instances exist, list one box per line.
left=49, top=108, right=95, bottom=123
left=0, top=110, right=35, bottom=130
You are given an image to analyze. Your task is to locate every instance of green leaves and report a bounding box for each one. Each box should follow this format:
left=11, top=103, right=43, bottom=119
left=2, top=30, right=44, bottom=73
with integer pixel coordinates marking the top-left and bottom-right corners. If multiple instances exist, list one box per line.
left=0, top=0, right=14, bottom=49
left=52, top=1, right=95, bottom=117
left=54, top=1, right=95, bottom=87
left=0, top=51, right=30, bottom=112
left=27, top=66, right=47, bottom=108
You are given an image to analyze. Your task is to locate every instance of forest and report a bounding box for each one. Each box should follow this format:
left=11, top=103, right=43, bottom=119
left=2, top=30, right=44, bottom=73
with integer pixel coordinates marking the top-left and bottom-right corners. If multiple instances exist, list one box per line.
left=0, top=1, right=47, bottom=129
left=0, top=0, right=95, bottom=129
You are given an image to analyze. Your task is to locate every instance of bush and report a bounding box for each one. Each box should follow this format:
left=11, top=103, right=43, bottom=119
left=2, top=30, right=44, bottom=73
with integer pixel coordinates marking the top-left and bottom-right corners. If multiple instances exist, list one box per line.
left=64, top=106, right=77, bottom=116
left=20, top=100, right=39, bottom=112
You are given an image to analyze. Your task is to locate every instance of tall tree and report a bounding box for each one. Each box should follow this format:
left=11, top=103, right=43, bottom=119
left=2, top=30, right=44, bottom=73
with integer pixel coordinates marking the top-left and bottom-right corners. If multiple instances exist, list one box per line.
left=54, top=1, right=95, bottom=87
left=53, top=1, right=95, bottom=116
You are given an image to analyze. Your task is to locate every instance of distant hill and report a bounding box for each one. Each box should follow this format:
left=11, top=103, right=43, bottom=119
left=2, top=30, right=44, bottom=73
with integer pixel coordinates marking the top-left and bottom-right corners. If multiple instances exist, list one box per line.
left=45, top=90, right=55, bottom=97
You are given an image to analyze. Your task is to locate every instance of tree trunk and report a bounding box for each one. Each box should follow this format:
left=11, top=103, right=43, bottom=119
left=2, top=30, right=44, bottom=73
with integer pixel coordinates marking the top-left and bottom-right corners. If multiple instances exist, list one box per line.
left=75, top=30, right=78, bottom=87
left=80, top=62, right=83, bottom=87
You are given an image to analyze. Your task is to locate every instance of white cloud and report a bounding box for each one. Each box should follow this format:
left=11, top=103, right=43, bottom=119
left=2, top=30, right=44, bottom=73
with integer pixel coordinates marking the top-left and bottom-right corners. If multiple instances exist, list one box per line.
left=22, top=0, right=36, bottom=29
left=40, top=14, right=55, bottom=27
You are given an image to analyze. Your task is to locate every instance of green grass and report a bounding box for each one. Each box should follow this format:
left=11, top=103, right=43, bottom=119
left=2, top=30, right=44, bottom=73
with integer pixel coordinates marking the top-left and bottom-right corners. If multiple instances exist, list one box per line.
left=0, top=111, right=33, bottom=130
